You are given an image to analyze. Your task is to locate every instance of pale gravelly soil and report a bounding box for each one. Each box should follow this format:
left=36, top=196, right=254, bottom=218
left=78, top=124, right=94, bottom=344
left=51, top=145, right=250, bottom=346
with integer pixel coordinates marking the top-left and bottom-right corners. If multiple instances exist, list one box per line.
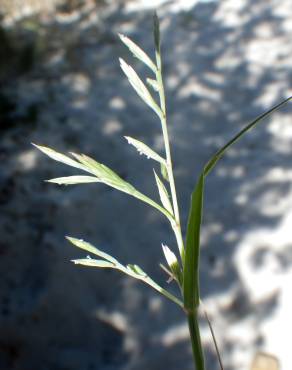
left=1, top=0, right=292, bottom=369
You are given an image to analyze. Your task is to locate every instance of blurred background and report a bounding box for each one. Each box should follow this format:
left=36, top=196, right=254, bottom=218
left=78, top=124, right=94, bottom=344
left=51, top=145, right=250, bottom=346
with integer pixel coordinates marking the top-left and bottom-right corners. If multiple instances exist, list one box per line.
left=0, top=0, right=292, bottom=369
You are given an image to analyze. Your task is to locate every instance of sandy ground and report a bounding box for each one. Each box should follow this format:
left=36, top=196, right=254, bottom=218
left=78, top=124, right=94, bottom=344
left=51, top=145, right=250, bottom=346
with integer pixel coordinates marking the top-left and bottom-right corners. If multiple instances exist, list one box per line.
left=1, top=0, right=292, bottom=369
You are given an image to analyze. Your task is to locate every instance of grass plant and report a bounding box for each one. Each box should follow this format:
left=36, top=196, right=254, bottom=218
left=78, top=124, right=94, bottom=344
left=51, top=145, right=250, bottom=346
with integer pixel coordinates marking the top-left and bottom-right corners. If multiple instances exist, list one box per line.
left=34, top=14, right=292, bottom=370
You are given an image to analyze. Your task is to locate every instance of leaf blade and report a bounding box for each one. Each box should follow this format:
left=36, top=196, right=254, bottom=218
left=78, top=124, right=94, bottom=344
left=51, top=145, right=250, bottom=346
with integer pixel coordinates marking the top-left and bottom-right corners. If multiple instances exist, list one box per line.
left=162, top=244, right=182, bottom=284
left=183, top=96, right=292, bottom=314
left=153, top=170, right=173, bottom=215
left=119, top=58, right=162, bottom=118
left=66, top=237, right=119, bottom=264
left=183, top=173, right=204, bottom=312
left=147, top=78, right=159, bottom=92
left=68, top=238, right=183, bottom=308
left=153, top=12, right=160, bottom=52
left=47, top=176, right=100, bottom=185
left=119, top=33, right=157, bottom=73
left=72, top=258, right=114, bottom=268
left=125, top=136, right=166, bottom=165
left=32, top=144, right=86, bottom=171
left=204, top=96, right=292, bottom=176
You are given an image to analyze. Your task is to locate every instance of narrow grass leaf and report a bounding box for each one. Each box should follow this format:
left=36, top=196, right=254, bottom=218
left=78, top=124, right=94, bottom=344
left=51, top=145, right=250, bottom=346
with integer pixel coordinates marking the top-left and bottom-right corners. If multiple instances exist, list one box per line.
left=66, top=237, right=119, bottom=264
left=125, top=136, right=166, bottom=165
left=47, top=176, right=100, bottom=185
left=183, top=173, right=204, bottom=312
left=62, top=154, right=173, bottom=219
left=72, top=258, right=114, bottom=268
left=119, top=58, right=162, bottom=118
left=204, top=96, right=292, bottom=176
left=132, top=189, right=174, bottom=220
left=36, top=145, right=172, bottom=220
left=154, top=170, right=173, bottom=215
left=70, top=153, right=121, bottom=180
left=32, top=144, right=86, bottom=171
left=183, top=96, right=292, bottom=315
left=153, top=12, right=160, bottom=52
left=69, top=240, right=183, bottom=308
left=147, top=78, right=159, bottom=92
left=160, top=163, right=169, bottom=182
left=162, top=244, right=178, bottom=268
left=143, top=274, right=184, bottom=308
left=127, top=264, right=147, bottom=277
left=162, top=244, right=182, bottom=284
left=119, top=33, right=157, bottom=73
left=122, top=263, right=183, bottom=307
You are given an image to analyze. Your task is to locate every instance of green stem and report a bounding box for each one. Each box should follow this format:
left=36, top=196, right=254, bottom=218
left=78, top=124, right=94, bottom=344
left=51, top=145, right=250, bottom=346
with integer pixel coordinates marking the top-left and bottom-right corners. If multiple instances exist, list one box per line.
left=155, top=50, right=185, bottom=259
left=187, top=310, right=205, bottom=370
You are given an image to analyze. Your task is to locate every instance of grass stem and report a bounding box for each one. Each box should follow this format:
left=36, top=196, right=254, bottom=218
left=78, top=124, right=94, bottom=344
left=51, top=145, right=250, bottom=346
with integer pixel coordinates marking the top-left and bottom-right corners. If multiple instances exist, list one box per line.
left=155, top=49, right=185, bottom=259
left=187, top=310, right=205, bottom=370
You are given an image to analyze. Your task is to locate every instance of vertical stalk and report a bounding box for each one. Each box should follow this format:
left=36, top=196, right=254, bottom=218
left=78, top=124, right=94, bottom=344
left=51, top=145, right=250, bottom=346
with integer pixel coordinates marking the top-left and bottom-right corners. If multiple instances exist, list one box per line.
left=188, top=310, right=205, bottom=370
left=154, top=17, right=205, bottom=370
left=155, top=50, right=185, bottom=259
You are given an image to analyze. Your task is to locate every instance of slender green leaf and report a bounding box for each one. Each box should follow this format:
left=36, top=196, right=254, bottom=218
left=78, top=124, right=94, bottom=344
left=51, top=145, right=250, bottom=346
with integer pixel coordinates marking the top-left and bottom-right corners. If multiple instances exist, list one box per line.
left=36, top=144, right=172, bottom=220
left=183, top=96, right=292, bottom=314
left=66, top=237, right=119, bottom=264
left=162, top=244, right=182, bottom=284
left=47, top=176, right=100, bottom=185
left=204, top=96, right=292, bottom=176
left=127, top=264, right=147, bottom=277
left=147, top=78, right=159, bottom=92
left=142, top=273, right=184, bottom=308
left=125, top=136, right=166, bottom=165
left=132, top=188, right=174, bottom=220
left=153, top=12, right=160, bottom=52
left=69, top=157, right=171, bottom=218
left=72, top=258, right=114, bottom=268
left=183, top=173, right=204, bottom=312
left=154, top=170, right=173, bottom=215
left=160, top=162, right=169, bottom=182
left=119, top=58, right=162, bottom=118
left=162, top=244, right=178, bottom=268
left=33, top=144, right=86, bottom=171
left=69, top=240, right=183, bottom=308
left=119, top=33, right=157, bottom=73
left=70, top=153, right=121, bottom=181
left=69, top=154, right=172, bottom=219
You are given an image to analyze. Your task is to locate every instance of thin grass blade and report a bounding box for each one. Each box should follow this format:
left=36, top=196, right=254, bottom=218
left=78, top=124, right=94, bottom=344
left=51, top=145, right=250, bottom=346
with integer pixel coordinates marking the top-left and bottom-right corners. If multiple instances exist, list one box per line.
left=126, top=264, right=147, bottom=277
left=184, top=96, right=292, bottom=314
left=125, top=136, right=166, bottom=165
left=37, top=145, right=172, bottom=220
left=69, top=239, right=183, bottom=308
left=66, top=237, right=119, bottom=264
left=183, top=173, right=204, bottom=312
left=119, top=58, right=162, bottom=118
left=160, top=162, right=169, bottom=182
left=154, top=170, right=173, bottom=215
left=132, top=189, right=174, bottom=220
left=162, top=244, right=182, bottom=284
left=47, top=176, right=100, bottom=185
left=72, top=258, right=114, bottom=268
left=153, top=12, right=160, bottom=52
left=70, top=153, right=121, bottom=180
left=119, top=33, right=157, bottom=73
left=147, top=78, right=159, bottom=92
left=204, top=96, right=292, bottom=176
left=33, top=144, right=86, bottom=171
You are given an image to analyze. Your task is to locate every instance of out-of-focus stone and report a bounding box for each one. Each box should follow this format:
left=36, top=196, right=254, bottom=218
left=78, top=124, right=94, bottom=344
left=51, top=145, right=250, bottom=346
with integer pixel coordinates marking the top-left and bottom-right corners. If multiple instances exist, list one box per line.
left=251, top=352, right=279, bottom=370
